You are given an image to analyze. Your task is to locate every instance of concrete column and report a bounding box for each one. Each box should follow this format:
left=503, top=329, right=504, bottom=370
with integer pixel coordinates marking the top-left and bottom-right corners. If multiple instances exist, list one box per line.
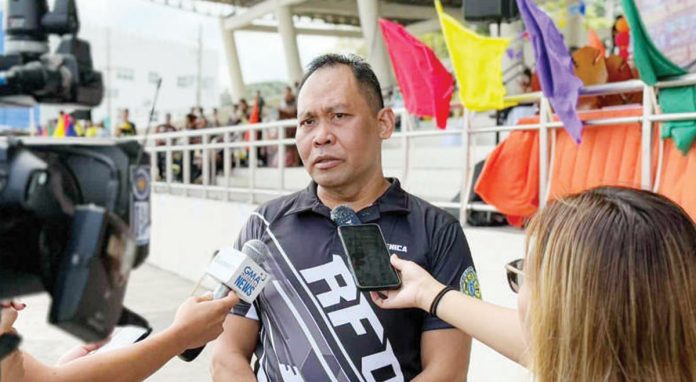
left=220, top=19, right=246, bottom=103
left=357, top=0, right=394, bottom=90
left=276, top=5, right=303, bottom=85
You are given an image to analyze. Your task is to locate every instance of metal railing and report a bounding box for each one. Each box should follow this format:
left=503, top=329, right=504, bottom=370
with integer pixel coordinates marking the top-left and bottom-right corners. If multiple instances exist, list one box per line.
left=139, top=72, right=696, bottom=224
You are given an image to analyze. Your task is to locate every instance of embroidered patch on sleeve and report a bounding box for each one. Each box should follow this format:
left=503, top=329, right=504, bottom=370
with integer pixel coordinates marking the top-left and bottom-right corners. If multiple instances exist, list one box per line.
left=460, top=266, right=482, bottom=299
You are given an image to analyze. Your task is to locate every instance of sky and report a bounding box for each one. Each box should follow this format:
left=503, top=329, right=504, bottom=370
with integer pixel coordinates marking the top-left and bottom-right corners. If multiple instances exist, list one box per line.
left=74, top=0, right=348, bottom=87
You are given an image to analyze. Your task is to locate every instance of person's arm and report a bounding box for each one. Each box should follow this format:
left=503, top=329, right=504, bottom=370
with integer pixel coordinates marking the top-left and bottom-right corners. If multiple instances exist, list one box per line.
left=22, top=292, right=239, bottom=382
left=22, top=328, right=188, bottom=382
left=413, top=329, right=470, bottom=381
left=371, top=255, right=529, bottom=366
left=422, top=283, right=528, bottom=365
left=1, top=348, right=25, bottom=382
left=413, top=220, right=475, bottom=380
left=210, top=314, right=259, bottom=382
left=1, top=302, right=26, bottom=382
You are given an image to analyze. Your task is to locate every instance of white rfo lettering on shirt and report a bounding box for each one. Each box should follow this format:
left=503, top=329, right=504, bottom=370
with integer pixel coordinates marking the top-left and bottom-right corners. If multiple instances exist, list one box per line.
left=301, top=255, right=404, bottom=382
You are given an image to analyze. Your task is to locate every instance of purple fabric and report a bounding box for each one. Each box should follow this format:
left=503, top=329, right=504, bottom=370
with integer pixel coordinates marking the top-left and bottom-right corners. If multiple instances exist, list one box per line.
left=517, top=0, right=584, bottom=143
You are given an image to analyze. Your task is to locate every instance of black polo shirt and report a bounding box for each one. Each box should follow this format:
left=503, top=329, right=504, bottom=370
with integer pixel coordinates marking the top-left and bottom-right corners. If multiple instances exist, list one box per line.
left=233, top=178, right=479, bottom=382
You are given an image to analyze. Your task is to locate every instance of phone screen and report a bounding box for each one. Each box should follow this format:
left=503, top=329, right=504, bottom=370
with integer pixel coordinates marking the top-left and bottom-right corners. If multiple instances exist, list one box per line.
left=93, top=326, right=151, bottom=354
left=338, top=224, right=401, bottom=290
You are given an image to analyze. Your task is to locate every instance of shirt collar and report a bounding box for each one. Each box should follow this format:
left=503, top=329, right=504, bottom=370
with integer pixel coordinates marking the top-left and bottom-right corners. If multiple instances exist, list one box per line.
left=284, top=178, right=410, bottom=221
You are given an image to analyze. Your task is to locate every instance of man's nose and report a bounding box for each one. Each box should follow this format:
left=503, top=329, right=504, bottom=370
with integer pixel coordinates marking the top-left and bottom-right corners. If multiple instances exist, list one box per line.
left=312, top=120, right=335, bottom=147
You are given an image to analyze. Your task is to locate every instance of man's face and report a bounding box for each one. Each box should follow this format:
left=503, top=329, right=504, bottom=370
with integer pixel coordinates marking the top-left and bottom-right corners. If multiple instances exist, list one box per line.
left=296, top=65, right=392, bottom=189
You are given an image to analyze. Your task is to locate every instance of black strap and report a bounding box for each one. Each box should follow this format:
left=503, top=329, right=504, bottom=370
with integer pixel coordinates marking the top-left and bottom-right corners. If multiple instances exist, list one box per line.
left=429, top=286, right=455, bottom=318
left=117, top=306, right=151, bottom=332
left=0, top=333, right=21, bottom=361
left=0, top=140, right=9, bottom=194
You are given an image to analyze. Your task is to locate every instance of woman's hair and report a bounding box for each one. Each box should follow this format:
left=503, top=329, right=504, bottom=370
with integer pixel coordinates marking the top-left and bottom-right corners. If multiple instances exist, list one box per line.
left=525, top=187, right=696, bottom=382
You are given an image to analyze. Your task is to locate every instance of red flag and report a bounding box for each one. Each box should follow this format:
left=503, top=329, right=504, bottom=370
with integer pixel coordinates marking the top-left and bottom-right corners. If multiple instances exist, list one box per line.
left=379, top=18, right=454, bottom=129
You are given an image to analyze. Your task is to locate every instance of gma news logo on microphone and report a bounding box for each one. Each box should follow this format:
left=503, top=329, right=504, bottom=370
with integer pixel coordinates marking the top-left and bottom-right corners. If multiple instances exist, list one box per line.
left=229, top=256, right=270, bottom=304
left=234, top=266, right=268, bottom=298
left=207, top=246, right=271, bottom=304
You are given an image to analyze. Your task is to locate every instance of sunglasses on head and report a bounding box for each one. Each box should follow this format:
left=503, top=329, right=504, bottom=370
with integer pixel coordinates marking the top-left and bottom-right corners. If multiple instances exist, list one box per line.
left=505, top=259, right=525, bottom=293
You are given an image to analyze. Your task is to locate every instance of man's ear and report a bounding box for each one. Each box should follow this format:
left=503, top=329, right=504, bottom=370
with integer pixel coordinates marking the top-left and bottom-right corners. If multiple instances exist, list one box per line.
left=376, top=108, right=396, bottom=140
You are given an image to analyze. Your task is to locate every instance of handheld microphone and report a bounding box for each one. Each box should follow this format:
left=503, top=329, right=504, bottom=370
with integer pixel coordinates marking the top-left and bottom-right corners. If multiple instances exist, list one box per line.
left=330, top=205, right=361, bottom=226
left=178, top=239, right=271, bottom=362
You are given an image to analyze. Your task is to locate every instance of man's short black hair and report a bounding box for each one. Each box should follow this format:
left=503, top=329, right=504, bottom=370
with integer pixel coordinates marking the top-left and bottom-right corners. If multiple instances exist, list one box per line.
left=298, top=54, right=384, bottom=114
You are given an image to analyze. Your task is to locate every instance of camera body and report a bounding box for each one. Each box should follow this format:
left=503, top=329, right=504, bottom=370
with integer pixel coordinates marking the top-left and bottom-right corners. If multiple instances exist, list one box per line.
left=0, top=0, right=103, bottom=106
left=0, top=137, right=150, bottom=342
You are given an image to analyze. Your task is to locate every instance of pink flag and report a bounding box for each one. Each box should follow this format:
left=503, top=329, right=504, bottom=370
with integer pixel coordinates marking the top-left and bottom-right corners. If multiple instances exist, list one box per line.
left=379, top=18, right=454, bottom=129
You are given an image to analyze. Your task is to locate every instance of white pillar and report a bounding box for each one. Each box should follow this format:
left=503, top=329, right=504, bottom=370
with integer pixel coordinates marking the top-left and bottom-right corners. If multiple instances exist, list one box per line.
left=276, top=5, right=303, bottom=85
left=357, top=0, right=394, bottom=90
left=220, top=19, right=246, bottom=103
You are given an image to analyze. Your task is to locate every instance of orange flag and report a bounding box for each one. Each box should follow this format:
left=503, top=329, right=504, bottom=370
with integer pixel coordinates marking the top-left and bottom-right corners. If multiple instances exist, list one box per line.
left=587, top=29, right=606, bottom=58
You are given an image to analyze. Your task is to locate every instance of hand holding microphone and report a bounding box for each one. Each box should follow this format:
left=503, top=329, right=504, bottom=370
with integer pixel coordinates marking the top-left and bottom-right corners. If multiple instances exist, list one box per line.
left=167, top=292, right=240, bottom=351
left=178, top=240, right=272, bottom=361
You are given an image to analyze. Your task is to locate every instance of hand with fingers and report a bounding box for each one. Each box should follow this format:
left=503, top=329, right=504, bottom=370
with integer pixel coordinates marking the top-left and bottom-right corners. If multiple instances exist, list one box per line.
left=1, top=300, right=26, bottom=382
left=168, top=292, right=241, bottom=351
left=0, top=301, right=26, bottom=334
left=370, top=254, right=445, bottom=312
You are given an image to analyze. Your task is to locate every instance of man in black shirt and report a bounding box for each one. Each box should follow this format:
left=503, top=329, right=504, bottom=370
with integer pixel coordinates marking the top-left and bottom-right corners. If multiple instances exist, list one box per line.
left=212, top=54, right=477, bottom=381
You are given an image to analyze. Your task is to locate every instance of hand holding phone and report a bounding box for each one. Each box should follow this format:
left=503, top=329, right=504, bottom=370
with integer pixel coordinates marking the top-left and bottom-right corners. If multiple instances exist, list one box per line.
left=338, top=224, right=401, bottom=291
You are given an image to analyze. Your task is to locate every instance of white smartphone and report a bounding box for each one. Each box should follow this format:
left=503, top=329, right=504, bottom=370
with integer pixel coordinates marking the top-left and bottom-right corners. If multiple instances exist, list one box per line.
left=93, top=326, right=151, bottom=354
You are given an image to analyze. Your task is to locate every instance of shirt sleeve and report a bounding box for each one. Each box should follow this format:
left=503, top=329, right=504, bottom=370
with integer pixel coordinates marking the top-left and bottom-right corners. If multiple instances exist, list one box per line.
left=422, top=221, right=479, bottom=331
left=231, top=212, right=265, bottom=320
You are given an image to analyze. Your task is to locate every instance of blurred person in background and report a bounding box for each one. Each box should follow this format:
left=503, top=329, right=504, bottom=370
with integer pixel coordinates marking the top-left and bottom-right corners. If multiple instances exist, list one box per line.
left=154, top=113, right=177, bottom=180
left=115, top=109, right=136, bottom=137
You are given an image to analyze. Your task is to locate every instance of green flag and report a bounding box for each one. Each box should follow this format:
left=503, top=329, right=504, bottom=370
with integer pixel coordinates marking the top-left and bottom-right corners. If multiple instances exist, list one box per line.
left=622, top=0, right=696, bottom=154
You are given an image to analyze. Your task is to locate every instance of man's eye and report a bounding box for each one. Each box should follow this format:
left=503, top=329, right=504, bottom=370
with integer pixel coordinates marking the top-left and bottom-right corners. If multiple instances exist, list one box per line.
left=300, top=119, right=315, bottom=127
left=335, top=113, right=346, bottom=119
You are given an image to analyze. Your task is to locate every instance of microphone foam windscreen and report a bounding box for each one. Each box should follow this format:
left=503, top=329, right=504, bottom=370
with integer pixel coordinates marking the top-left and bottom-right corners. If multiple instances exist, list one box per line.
left=330, top=205, right=361, bottom=226
left=241, top=239, right=271, bottom=265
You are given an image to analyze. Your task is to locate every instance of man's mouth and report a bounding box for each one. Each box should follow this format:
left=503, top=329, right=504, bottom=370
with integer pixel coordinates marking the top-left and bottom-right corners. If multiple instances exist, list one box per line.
left=313, top=156, right=342, bottom=170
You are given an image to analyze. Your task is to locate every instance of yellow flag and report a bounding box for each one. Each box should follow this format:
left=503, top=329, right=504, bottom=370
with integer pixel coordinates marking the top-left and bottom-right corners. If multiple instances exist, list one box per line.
left=53, top=116, right=66, bottom=137
left=435, top=0, right=515, bottom=111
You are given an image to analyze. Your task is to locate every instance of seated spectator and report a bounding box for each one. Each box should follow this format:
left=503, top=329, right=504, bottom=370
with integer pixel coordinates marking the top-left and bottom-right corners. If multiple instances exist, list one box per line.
left=115, top=109, right=136, bottom=137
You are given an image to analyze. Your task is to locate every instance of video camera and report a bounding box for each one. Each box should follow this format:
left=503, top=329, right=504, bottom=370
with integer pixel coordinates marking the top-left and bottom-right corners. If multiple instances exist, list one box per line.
left=0, top=137, right=150, bottom=343
left=0, top=0, right=103, bottom=106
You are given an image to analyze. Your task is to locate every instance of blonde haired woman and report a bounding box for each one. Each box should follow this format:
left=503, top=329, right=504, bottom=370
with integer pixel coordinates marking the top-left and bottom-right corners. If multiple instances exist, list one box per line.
left=372, top=187, right=696, bottom=381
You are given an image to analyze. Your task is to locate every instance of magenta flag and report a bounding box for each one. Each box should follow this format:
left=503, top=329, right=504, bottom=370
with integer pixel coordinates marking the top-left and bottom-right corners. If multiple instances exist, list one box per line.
left=379, top=18, right=454, bottom=129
